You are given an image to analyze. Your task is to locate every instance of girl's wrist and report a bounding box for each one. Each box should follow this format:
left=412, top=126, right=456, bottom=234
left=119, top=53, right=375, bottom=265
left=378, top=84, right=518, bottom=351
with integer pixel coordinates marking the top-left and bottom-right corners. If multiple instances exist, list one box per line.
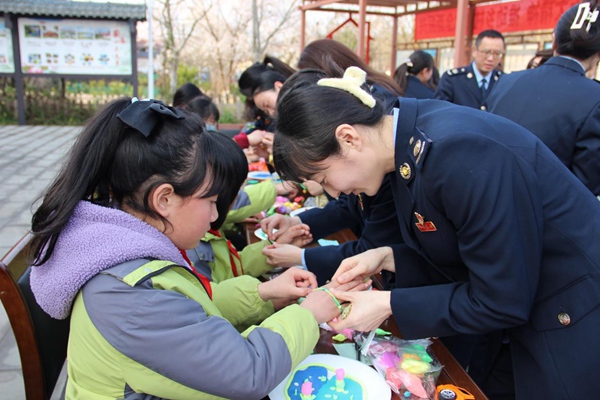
left=257, top=281, right=271, bottom=302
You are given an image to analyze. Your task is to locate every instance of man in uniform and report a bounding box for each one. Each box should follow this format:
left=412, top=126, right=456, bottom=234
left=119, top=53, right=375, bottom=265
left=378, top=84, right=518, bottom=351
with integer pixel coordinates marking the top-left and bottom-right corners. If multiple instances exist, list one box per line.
left=434, top=30, right=505, bottom=111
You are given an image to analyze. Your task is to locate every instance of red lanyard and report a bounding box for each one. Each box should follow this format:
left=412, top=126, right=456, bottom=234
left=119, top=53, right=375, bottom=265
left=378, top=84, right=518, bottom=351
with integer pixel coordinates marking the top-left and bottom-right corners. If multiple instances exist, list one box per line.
left=208, top=229, right=244, bottom=277
left=179, top=249, right=213, bottom=299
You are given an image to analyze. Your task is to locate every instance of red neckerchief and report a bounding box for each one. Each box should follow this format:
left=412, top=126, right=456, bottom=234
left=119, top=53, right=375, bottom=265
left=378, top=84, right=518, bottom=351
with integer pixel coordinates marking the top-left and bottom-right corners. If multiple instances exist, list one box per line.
left=179, top=249, right=213, bottom=299
left=208, top=228, right=244, bottom=277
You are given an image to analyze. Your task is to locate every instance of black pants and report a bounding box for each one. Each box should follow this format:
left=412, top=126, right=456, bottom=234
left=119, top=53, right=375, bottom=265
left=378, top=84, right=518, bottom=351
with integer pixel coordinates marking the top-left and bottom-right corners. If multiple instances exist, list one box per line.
left=468, top=333, right=516, bottom=400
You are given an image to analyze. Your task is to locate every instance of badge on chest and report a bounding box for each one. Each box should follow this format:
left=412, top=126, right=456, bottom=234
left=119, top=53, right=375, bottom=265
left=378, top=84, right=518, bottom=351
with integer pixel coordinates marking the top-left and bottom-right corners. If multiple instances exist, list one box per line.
left=414, top=212, right=437, bottom=232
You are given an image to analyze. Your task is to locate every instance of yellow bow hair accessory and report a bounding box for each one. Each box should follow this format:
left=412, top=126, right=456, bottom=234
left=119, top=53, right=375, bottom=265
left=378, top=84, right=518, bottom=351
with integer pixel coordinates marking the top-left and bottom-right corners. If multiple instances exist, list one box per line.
left=317, top=66, right=376, bottom=108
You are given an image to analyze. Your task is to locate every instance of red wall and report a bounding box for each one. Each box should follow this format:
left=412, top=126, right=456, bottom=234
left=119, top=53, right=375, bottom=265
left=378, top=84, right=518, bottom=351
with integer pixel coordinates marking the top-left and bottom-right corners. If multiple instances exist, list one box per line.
left=415, top=0, right=579, bottom=41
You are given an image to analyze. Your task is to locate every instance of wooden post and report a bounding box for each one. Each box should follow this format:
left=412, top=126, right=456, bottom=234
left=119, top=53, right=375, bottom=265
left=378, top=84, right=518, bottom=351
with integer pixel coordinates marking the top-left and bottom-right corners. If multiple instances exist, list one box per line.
left=453, top=0, right=469, bottom=67
left=357, top=0, right=367, bottom=60
left=129, top=19, right=138, bottom=98
left=9, top=14, right=26, bottom=125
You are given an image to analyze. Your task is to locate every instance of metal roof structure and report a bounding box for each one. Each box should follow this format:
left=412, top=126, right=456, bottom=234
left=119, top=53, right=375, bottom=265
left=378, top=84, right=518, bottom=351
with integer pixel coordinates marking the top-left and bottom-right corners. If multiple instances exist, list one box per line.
left=300, top=0, right=459, bottom=16
left=300, top=0, right=501, bottom=70
left=0, top=0, right=147, bottom=21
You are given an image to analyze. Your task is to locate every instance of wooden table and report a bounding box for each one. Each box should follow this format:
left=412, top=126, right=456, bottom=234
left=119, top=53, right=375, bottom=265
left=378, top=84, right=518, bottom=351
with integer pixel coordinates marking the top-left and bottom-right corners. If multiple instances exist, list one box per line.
left=246, top=221, right=487, bottom=399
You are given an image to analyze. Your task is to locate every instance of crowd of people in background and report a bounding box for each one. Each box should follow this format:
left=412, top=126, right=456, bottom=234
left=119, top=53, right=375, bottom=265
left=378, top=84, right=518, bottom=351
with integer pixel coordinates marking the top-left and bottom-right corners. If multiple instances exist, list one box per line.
left=26, top=1, right=600, bottom=399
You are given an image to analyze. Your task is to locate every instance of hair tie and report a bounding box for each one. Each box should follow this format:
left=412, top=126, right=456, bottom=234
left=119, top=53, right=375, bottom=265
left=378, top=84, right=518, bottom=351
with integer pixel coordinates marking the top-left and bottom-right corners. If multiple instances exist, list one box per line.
left=117, top=99, right=185, bottom=137
left=317, top=66, right=376, bottom=108
left=571, top=2, right=599, bottom=32
left=402, top=58, right=414, bottom=68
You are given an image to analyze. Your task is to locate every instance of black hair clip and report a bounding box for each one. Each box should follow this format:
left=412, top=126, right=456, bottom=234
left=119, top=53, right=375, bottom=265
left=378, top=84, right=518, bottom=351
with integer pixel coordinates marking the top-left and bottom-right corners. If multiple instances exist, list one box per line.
left=117, top=98, right=185, bottom=137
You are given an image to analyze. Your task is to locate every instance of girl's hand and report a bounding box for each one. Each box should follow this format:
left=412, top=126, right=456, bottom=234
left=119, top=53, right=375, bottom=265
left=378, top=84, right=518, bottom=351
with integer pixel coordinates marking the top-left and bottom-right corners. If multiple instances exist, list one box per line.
left=332, top=247, right=395, bottom=285
left=251, top=144, right=270, bottom=160
left=261, top=132, right=274, bottom=153
left=300, top=280, right=372, bottom=324
left=260, top=214, right=301, bottom=241
left=327, top=289, right=392, bottom=332
left=262, top=243, right=303, bottom=268
left=247, top=130, right=266, bottom=146
left=275, top=180, right=300, bottom=197
left=275, top=223, right=312, bottom=246
left=257, top=267, right=317, bottom=310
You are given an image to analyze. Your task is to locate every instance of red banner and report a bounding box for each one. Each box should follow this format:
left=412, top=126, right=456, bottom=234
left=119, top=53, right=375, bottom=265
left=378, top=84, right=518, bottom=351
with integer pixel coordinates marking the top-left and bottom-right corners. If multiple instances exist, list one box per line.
left=415, top=0, right=579, bottom=41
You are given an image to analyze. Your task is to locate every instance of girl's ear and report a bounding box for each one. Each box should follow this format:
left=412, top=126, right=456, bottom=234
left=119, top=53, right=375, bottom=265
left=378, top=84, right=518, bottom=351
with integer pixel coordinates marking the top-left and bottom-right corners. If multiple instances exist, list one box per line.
left=150, top=183, right=176, bottom=218
left=334, top=124, right=362, bottom=151
left=274, top=81, right=284, bottom=92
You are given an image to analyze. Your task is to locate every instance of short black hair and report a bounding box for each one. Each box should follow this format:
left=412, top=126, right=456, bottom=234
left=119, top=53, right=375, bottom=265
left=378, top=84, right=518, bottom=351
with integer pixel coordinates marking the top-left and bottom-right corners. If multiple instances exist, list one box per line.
left=475, top=30, right=505, bottom=47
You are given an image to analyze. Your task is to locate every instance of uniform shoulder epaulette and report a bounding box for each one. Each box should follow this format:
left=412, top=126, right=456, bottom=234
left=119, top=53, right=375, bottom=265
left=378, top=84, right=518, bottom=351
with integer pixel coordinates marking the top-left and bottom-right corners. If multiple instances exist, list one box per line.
left=446, top=67, right=468, bottom=77
left=407, top=129, right=433, bottom=169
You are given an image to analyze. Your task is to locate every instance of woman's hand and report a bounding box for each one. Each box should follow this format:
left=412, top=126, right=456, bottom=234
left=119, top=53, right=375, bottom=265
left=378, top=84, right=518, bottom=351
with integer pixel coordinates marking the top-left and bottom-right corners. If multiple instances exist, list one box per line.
left=332, top=247, right=396, bottom=285
left=275, top=224, right=312, bottom=246
left=260, top=214, right=302, bottom=241
left=327, top=289, right=392, bottom=332
left=300, top=280, right=372, bottom=324
left=302, top=179, right=324, bottom=196
left=263, top=243, right=303, bottom=268
left=258, top=267, right=317, bottom=310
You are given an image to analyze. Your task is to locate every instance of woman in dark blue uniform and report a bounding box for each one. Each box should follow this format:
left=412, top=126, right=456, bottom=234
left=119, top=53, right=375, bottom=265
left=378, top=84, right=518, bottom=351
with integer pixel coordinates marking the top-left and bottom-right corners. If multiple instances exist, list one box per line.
left=488, top=2, right=600, bottom=196
left=271, top=62, right=600, bottom=399
left=393, top=50, right=435, bottom=99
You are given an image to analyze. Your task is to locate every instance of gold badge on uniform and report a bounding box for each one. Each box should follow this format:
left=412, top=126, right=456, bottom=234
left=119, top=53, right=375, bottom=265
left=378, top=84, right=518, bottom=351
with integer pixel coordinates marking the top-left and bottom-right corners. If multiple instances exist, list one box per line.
left=413, top=140, right=422, bottom=157
left=399, top=163, right=411, bottom=179
left=467, top=72, right=473, bottom=79
left=415, top=212, right=437, bottom=232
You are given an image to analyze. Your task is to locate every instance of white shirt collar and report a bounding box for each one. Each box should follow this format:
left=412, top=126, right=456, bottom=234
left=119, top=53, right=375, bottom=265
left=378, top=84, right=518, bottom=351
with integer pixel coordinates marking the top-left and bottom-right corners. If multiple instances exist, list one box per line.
left=392, top=107, right=399, bottom=147
left=471, top=61, right=492, bottom=88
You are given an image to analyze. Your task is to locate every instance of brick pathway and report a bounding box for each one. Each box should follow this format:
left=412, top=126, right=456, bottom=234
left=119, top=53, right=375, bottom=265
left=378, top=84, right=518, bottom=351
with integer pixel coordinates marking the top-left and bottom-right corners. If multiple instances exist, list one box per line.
left=0, top=125, right=80, bottom=399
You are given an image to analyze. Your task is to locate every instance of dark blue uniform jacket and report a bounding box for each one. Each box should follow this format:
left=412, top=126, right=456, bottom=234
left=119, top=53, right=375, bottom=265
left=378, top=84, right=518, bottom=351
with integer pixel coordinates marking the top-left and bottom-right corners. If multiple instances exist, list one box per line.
left=389, top=97, right=600, bottom=399
left=488, top=56, right=600, bottom=196
left=434, top=63, right=502, bottom=110
left=404, top=75, right=434, bottom=99
left=299, top=177, right=401, bottom=285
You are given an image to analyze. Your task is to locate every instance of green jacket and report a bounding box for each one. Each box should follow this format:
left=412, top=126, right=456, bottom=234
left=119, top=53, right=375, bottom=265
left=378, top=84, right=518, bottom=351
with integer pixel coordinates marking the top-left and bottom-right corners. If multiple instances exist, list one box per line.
left=223, top=180, right=276, bottom=232
left=66, top=260, right=319, bottom=399
left=191, top=229, right=272, bottom=283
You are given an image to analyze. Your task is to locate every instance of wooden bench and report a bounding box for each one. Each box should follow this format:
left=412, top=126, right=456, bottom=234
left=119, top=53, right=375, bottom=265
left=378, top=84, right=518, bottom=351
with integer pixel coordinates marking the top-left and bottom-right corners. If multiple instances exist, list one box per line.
left=0, top=233, right=69, bottom=400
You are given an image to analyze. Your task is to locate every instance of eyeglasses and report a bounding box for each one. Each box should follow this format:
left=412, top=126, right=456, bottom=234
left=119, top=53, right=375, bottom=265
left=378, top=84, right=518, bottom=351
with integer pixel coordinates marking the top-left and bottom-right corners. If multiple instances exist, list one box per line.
left=478, top=49, right=505, bottom=59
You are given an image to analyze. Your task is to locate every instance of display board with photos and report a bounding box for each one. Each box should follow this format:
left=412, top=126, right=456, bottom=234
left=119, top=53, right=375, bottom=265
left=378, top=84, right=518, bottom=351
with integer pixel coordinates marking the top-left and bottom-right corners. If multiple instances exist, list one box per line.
left=18, top=17, right=132, bottom=75
left=0, top=20, right=15, bottom=73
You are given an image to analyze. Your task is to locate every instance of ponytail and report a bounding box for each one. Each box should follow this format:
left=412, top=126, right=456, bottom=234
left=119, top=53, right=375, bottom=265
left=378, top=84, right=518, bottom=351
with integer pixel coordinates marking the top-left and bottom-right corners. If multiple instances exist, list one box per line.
left=31, top=98, right=132, bottom=265
left=393, top=50, right=435, bottom=90
left=239, top=55, right=295, bottom=97
left=263, top=55, right=296, bottom=78
left=393, top=62, right=410, bottom=90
